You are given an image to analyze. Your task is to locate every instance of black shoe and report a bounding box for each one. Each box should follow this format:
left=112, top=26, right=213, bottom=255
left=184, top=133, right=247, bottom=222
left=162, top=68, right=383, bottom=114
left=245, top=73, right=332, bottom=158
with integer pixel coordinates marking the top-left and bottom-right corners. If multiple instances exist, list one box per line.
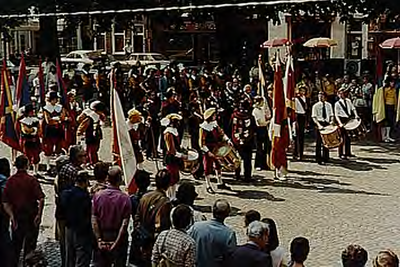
left=339, top=155, right=348, bottom=160
left=317, top=161, right=325, bottom=165
left=217, top=184, right=232, bottom=191
left=206, top=187, right=215, bottom=194
left=348, top=154, right=356, bottom=158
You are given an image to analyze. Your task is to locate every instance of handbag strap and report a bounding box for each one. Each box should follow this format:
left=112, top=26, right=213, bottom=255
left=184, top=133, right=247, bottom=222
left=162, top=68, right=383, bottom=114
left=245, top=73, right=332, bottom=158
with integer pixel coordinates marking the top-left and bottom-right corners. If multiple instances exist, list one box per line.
left=161, top=230, right=171, bottom=254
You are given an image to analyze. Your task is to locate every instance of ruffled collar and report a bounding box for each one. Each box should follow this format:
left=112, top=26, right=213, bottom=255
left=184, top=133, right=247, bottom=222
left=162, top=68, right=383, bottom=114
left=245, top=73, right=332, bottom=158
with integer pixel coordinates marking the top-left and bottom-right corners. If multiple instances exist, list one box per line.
left=44, top=103, right=62, bottom=113
left=164, top=127, right=179, bottom=136
left=126, top=120, right=141, bottom=131
left=200, top=120, right=218, bottom=132
left=82, top=108, right=100, bottom=122
left=20, top=117, right=39, bottom=126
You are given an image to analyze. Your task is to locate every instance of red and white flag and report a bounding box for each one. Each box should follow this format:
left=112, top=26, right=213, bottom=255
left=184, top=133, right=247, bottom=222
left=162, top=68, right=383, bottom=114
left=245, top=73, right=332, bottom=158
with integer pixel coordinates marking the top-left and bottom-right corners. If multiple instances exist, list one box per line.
left=284, top=54, right=296, bottom=140
left=112, top=88, right=137, bottom=194
left=270, top=57, right=289, bottom=172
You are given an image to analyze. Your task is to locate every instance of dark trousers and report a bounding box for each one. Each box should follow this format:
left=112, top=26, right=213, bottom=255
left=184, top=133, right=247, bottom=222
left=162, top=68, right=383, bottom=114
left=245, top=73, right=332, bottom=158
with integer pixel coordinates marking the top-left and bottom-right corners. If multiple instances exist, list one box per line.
left=235, top=142, right=253, bottom=181
left=10, top=217, right=39, bottom=267
left=94, top=233, right=128, bottom=267
left=255, top=127, right=270, bottom=170
left=338, top=117, right=351, bottom=157
left=0, top=215, right=11, bottom=267
left=315, top=124, right=330, bottom=163
left=294, top=114, right=306, bottom=159
left=145, top=122, right=159, bottom=158
left=65, top=228, right=92, bottom=267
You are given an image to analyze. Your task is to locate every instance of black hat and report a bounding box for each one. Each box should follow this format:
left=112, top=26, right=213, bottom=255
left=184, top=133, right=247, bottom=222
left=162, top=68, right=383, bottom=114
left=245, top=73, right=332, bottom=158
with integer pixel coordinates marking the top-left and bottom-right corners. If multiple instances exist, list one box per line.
left=24, top=103, right=34, bottom=115
left=47, top=91, right=59, bottom=101
left=165, top=88, right=175, bottom=99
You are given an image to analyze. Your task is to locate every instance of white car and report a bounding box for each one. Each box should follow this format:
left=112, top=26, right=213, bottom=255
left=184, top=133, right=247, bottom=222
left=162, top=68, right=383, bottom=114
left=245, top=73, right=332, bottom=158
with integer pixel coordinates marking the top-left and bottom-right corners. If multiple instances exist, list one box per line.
left=61, top=50, right=105, bottom=65
left=117, top=53, right=171, bottom=68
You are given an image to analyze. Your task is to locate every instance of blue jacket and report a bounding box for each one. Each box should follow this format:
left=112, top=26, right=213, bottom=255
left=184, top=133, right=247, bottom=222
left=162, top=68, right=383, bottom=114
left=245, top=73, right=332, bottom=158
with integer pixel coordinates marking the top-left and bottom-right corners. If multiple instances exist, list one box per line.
left=229, top=242, right=272, bottom=267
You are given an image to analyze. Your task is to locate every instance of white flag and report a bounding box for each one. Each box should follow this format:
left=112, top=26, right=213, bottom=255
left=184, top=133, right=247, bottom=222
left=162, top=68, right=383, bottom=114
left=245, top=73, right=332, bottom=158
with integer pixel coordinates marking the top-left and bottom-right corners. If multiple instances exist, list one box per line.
left=113, top=89, right=137, bottom=193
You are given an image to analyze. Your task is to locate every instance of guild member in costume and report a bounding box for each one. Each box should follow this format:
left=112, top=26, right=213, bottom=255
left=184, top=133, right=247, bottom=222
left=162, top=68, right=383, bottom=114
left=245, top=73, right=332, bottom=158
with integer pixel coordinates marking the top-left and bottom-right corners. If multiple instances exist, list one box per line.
left=63, top=90, right=81, bottom=150
left=76, top=101, right=107, bottom=167
left=252, top=96, right=272, bottom=171
left=199, top=108, right=232, bottom=194
left=232, top=101, right=254, bottom=182
left=163, top=113, right=187, bottom=199
left=242, top=84, right=253, bottom=107
left=188, top=92, right=203, bottom=151
left=312, top=92, right=334, bottom=165
left=43, top=91, right=67, bottom=171
left=161, top=88, right=181, bottom=117
left=373, top=78, right=397, bottom=143
left=127, top=109, right=145, bottom=170
left=293, top=86, right=308, bottom=161
left=335, top=88, right=360, bottom=160
left=20, top=103, right=42, bottom=175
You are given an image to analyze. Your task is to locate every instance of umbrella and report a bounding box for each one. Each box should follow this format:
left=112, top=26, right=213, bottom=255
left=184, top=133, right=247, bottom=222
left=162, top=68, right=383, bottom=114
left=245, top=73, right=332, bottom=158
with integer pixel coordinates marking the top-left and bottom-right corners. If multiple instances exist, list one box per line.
left=303, top=37, right=337, bottom=48
left=380, top=37, right=400, bottom=49
left=261, top=38, right=290, bottom=48
left=380, top=37, right=400, bottom=66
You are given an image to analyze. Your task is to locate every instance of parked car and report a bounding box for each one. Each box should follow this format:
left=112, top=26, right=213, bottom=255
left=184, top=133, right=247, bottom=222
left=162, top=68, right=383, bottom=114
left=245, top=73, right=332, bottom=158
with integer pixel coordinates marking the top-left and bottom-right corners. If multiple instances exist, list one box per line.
left=116, top=52, right=171, bottom=69
left=61, top=50, right=106, bottom=65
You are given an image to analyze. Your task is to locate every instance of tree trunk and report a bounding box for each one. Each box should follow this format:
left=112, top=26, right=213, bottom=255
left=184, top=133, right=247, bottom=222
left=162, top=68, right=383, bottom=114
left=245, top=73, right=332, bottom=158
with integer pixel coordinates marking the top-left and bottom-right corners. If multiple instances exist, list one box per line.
left=38, top=16, right=59, bottom=61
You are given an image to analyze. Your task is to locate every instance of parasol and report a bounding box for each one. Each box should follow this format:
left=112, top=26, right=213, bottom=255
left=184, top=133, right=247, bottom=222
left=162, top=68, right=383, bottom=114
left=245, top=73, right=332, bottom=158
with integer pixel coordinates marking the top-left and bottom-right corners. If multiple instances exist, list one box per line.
left=261, top=38, right=290, bottom=48
left=303, top=37, right=337, bottom=48
left=380, top=37, right=400, bottom=66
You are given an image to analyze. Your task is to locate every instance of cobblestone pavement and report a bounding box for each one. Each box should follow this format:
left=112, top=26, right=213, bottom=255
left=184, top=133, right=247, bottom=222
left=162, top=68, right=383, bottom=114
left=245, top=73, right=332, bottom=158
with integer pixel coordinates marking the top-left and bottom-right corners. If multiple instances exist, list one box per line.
left=3, top=127, right=400, bottom=266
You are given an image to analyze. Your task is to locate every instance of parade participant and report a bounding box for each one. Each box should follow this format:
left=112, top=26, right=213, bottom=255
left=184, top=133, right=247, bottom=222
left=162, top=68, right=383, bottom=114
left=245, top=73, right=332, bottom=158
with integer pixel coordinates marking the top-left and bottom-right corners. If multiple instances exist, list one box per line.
left=76, top=101, right=107, bottom=167
left=242, top=84, right=253, bottom=107
left=361, top=74, right=374, bottom=129
left=312, top=92, right=334, bottom=165
left=232, top=100, right=254, bottom=182
left=188, top=92, right=203, bottom=150
left=126, top=109, right=145, bottom=170
left=252, top=96, right=272, bottom=171
left=43, top=91, right=67, bottom=172
left=322, top=74, right=336, bottom=105
left=294, top=86, right=308, bottom=161
left=373, top=78, right=397, bottom=143
left=161, top=88, right=181, bottom=117
left=163, top=113, right=187, bottom=199
left=63, top=90, right=81, bottom=150
left=19, top=104, right=42, bottom=176
left=199, top=107, right=232, bottom=194
left=335, top=88, right=359, bottom=159
left=205, top=86, right=222, bottom=110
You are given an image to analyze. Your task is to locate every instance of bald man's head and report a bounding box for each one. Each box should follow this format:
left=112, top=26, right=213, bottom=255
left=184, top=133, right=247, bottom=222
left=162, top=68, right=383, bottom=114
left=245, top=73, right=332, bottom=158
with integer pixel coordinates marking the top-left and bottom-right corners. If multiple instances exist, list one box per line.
left=108, top=165, right=122, bottom=186
left=212, top=199, right=231, bottom=221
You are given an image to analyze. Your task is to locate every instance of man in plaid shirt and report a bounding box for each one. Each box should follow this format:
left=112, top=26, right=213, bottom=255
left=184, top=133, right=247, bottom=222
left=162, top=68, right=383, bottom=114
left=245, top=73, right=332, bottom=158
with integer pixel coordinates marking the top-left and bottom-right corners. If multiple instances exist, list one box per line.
left=55, top=145, right=85, bottom=267
left=152, top=205, right=196, bottom=267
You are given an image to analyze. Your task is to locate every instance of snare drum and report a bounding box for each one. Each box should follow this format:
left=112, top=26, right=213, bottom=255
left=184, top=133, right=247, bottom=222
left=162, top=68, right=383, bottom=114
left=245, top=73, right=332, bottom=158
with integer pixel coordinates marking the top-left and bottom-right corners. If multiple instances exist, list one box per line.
left=320, top=125, right=343, bottom=149
left=212, top=144, right=241, bottom=172
left=344, top=119, right=366, bottom=139
left=181, top=149, right=200, bottom=174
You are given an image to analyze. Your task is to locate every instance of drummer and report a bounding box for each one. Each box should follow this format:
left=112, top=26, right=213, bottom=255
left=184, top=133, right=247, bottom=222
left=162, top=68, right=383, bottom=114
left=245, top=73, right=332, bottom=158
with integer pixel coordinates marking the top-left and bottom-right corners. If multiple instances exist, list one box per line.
left=334, top=87, right=360, bottom=160
left=312, top=91, right=334, bottom=165
left=199, top=107, right=232, bottom=194
left=164, top=113, right=187, bottom=199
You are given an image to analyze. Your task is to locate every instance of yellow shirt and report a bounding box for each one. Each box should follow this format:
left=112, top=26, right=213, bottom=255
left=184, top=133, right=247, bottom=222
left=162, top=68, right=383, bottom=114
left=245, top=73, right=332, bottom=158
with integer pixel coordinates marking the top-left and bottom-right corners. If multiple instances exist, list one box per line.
left=324, top=81, right=336, bottom=96
left=384, top=87, right=396, bottom=105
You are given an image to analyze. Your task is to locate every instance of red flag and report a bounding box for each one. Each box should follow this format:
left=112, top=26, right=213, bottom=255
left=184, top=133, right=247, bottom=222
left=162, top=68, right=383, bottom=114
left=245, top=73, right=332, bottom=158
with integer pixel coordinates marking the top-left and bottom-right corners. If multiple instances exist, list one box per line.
left=271, top=58, right=289, bottom=171
left=38, top=59, right=46, bottom=107
left=56, top=59, right=70, bottom=111
left=16, top=53, right=31, bottom=110
left=0, top=60, right=21, bottom=151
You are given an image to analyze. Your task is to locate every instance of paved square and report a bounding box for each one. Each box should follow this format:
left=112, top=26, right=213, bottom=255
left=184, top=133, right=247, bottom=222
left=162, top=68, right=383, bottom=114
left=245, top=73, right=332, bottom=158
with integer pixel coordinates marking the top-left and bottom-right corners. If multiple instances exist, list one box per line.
left=3, top=128, right=400, bottom=266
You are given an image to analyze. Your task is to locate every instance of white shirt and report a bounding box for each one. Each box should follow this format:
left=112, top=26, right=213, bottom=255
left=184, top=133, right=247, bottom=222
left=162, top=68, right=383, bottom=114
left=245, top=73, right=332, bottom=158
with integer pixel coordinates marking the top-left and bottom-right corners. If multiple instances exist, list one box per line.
left=312, top=101, right=333, bottom=123
left=295, top=96, right=307, bottom=114
left=270, top=246, right=286, bottom=267
left=334, top=98, right=357, bottom=120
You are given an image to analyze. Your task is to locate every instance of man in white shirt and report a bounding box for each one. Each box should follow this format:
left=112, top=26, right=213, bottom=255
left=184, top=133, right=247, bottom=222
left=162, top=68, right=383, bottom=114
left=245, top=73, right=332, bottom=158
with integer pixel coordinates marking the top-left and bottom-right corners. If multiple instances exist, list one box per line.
left=334, top=88, right=359, bottom=159
left=294, top=86, right=308, bottom=161
left=252, top=96, right=272, bottom=171
left=312, top=91, right=334, bottom=164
